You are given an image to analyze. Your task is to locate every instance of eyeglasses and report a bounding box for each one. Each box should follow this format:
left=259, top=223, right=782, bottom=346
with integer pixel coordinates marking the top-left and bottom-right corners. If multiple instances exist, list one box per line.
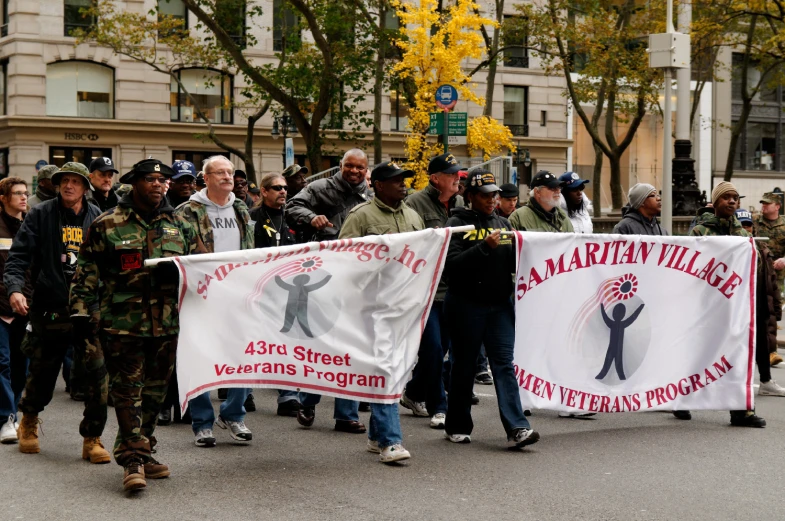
left=234, top=180, right=248, bottom=187
left=11, top=191, right=29, bottom=197
left=173, top=178, right=195, bottom=185
left=142, top=175, right=168, bottom=184
left=269, top=185, right=288, bottom=191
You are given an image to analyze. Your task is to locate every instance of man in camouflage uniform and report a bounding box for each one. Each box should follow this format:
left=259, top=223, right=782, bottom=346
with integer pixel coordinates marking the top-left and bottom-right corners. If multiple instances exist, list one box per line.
left=5, top=162, right=109, bottom=461
left=755, top=192, right=785, bottom=290
left=70, top=158, right=204, bottom=492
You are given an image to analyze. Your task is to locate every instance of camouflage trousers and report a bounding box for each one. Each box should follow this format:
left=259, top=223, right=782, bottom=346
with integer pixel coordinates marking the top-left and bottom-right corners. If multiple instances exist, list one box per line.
left=18, top=308, right=108, bottom=437
left=104, top=334, right=177, bottom=466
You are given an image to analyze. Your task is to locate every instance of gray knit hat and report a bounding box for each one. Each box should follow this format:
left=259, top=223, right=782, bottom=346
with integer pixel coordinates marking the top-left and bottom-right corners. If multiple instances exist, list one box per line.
left=628, top=183, right=656, bottom=209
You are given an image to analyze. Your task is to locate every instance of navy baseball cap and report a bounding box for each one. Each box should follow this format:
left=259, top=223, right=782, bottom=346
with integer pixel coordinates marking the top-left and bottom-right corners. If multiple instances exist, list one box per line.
left=371, top=161, right=414, bottom=182
left=89, top=157, right=119, bottom=174
left=171, top=160, right=197, bottom=180
left=559, top=172, right=589, bottom=190
left=428, top=153, right=463, bottom=175
left=735, top=209, right=753, bottom=224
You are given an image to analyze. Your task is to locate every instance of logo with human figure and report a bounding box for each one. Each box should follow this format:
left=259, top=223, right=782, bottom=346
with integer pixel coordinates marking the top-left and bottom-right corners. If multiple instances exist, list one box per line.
left=245, top=256, right=341, bottom=339
left=567, top=273, right=652, bottom=385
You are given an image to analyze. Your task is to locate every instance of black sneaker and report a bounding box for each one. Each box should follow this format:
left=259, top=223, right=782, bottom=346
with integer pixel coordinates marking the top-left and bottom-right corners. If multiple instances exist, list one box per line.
left=157, top=407, right=172, bottom=426
left=672, top=410, right=691, bottom=420
left=474, top=372, right=493, bottom=385
left=277, top=400, right=300, bottom=417
left=730, top=412, right=766, bottom=428
left=358, top=402, right=371, bottom=412
left=471, top=391, right=480, bottom=405
left=297, top=406, right=315, bottom=428
left=508, top=428, right=540, bottom=448
left=244, top=393, right=256, bottom=412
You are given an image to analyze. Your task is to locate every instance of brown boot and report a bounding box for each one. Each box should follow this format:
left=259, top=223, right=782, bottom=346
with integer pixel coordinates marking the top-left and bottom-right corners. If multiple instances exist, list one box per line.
left=771, top=352, right=783, bottom=367
left=82, top=437, right=111, bottom=464
left=123, top=459, right=146, bottom=491
left=143, top=456, right=170, bottom=479
left=17, top=415, right=40, bottom=454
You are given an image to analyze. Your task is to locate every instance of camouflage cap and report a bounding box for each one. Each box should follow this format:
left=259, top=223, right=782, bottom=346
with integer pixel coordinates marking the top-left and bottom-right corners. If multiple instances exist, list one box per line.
left=282, top=164, right=309, bottom=178
left=36, top=165, right=59, bottom=181
left=760, top=192, right=782, bottom=205
left=52, top=161, right=93, bottom=191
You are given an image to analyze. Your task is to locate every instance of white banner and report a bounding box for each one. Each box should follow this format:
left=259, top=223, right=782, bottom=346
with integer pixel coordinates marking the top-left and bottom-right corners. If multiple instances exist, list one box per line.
left=173, top=228, right=453, bottom=412
left=513, top=232, right=757, bottom=413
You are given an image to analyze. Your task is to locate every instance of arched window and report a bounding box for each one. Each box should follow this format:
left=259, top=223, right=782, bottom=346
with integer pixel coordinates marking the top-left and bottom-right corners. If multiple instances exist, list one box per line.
left=46, top=61, right=114, bottom=118
left=170, top=69, right=232, bottom=124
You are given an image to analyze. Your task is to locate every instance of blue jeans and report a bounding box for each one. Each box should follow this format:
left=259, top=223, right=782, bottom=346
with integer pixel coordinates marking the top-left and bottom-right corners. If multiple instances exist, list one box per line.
left=189, top=387, right=250, bottom=434
left=0, top=319, right=27, bottom=420
left=298, top=393, right=359, bottom=422
left=444, top=292, right=530, bottom=437
left=368, top=403, right=403, bottom=448
left=406, top=302, right=448, bottom=415
left=277, top=389, right=299, bottom=404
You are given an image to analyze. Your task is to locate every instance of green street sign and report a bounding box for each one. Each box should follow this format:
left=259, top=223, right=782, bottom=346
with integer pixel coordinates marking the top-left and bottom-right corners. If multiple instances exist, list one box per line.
left=429, top=112, right=467, bottom=136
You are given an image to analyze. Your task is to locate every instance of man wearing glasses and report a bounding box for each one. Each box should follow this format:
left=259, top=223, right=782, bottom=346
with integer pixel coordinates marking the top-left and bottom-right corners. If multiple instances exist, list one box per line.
left=176, top=155, right=255, bottom=449
left=232, top=169, right=254, bottom=208
left=168, top=160, right=198, bottom=208
left=509, top=170, right=574, bottom=232
left=70, top=158, right=203, bottom=491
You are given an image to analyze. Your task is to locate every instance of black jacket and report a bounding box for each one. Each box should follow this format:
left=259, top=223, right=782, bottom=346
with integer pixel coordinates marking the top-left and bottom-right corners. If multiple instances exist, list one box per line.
left=444, top=208, right=515, bottom=305
left=612, top=205, right=669, bottom=236
left=88, top=188, right=119, bottom=213
left=253, top=204, right=297, bottom=249
left=5, top=195, right=101, bottom=311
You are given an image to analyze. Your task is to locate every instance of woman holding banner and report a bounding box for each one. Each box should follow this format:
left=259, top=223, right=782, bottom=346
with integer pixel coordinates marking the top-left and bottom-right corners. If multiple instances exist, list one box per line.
left=442, top=170, right=540, bottom=448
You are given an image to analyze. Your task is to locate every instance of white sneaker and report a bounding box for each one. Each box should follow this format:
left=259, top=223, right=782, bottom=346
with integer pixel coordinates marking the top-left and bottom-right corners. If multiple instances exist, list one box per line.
left=759, top=380, right=785, bottom=397
left=429, top=413, right=446, bottom=429
left=380, top=444, right=410, bottom=463
left=399, top=393, right=429, bottom=417
left=194, top=428, right=216, bottom=447
left=0, top=415, right=17, bottom=444
left=215, top=417, right=253, bottom=441
left=445, top=433, right=471, bottom=443
left=366, top=439, right=381, bottom=454
left=558, top=412, right=596, bottom=418
left=508, top=428, right=540, bottom=448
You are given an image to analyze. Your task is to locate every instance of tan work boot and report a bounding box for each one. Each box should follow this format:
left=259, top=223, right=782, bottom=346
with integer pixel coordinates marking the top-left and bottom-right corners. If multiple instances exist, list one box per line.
left=123, top=459, right=146, bottom=491
left=82, top=437, right=111, bottom=464
left=771, top=352, right=784, bottom=367
left=144, top=457, right=171, bottom=479
left=17, top=415, right=40, bottom=454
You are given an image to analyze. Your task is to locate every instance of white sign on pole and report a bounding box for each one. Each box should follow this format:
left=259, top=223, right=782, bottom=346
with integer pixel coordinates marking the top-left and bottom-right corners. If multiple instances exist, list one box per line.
left=285, top=138, right=294, bottom=167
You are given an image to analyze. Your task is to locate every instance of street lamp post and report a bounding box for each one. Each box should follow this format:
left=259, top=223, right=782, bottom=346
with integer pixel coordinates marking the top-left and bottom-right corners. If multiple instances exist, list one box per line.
left=271, top=115, right=298, bottom=169
left=516, top=148, right=532, bottom=186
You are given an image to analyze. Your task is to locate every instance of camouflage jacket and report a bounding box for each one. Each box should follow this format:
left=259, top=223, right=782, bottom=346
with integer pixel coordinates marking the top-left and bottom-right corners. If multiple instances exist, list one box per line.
left=689, top=213, right=750, bottom=238
left=175, top=193, right=254, bottom=253
left=69, top=193, right=203, bottom=337
left=754, top=215, right=785, bottom=261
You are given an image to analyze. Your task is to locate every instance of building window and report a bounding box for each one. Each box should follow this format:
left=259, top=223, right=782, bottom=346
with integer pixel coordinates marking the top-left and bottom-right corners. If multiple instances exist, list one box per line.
left=158, top=0, right=188, bottom=36
left=213, top=0, right=246, bottom=48
left=0, top=61, right=6, bottom=116
left=734, top=120, right=780, bottom=171
left=732, top=53, right=779, bottom=102
left=2, top=0, right=9, bottom=37
left=49, top=146, right=112, bottom=168
left=173, top=150, right=230, bottom=169
left=170, top=69, right=233, bottom=124
left=46, top=61, right=114, bottom=118
left=0, top=148, right=7, bottom=179
left=389, top=86, right=410, bottom=132
left=64, top=0, right=96, bottom=37
left=502, top=15, right=528, bottom=68
left=273, top=0, right=299, bottom=52
left=504, top=86, right=528, bottom=136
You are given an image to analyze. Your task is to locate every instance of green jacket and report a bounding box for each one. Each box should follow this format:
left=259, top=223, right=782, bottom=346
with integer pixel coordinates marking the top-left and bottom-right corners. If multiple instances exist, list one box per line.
left=69, top=193, right=204, bottom=337
left=339, top=197, right=424, bottom=239
left=509, top=198, right=574, bottom=233
left=754, top=215, right=785, bottom=261
left=175, top=195, right=254, bottom=253
left=689, top=213, right=751, bottom=238
left=405, top=183, right=463, bottom=229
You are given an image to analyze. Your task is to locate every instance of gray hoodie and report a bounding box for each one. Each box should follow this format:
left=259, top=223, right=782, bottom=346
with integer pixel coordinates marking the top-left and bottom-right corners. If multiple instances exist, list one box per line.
left=190, top=189, right=241, bottom=253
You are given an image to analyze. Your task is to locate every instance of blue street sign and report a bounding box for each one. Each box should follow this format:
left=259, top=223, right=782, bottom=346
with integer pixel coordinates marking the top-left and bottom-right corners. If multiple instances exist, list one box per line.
left=435, top=85, right=458, bottom=110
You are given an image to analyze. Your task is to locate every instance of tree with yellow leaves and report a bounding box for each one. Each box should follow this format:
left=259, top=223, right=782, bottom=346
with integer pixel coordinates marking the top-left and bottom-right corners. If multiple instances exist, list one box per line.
left=393, top=0, right=515, bottom=190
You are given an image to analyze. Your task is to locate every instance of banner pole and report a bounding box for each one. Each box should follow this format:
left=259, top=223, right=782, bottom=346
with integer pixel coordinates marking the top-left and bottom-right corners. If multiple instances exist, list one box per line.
left=144, top=225, right=476, bottom=267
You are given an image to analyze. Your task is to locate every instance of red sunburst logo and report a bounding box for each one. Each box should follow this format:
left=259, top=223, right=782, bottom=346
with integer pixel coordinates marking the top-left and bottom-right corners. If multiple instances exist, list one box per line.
left=610, top=273, right=638, bottom=301
left=298, top=257, right=323, bottom=272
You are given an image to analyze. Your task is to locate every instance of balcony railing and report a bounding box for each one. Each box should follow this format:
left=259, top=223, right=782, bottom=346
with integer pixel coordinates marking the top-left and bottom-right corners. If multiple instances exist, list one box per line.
left=503, top=55, right=529, bottom=68
left=507, top=124, right=529, bottom=137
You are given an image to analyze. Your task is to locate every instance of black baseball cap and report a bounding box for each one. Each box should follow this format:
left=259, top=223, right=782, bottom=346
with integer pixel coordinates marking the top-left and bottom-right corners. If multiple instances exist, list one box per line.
left=428, top=153, right=463, bottom=175
left=89, top=157, right=119, bottom=174
left=248, top=182, right=260, bottom=194
left=559, top=172, right=589, bottom=190
left=465, top=170, right=500, bottom=193
left=234, top=170, right=247, bottom=179
left=499, top=183, right=519, bottom=198
left=119, top=159, right=176, bottom=183
left=371, top=161, right=414, bottom=182
left=530, top=170, right=565, bottom=189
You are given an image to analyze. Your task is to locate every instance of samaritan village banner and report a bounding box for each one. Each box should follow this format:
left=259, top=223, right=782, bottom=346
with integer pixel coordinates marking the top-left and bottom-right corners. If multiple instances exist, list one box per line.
left=173, top=228, right=453, bottom=412
left=513, top=232, right=757, bottom=413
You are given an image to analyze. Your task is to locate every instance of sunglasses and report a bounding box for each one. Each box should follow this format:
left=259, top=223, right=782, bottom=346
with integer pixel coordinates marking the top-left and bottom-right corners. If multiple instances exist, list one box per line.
left=142, top=175, right=167, bottom=184
left=234, top=180, right=248, bottom=187
left=269, top=185, right=288, bottom=192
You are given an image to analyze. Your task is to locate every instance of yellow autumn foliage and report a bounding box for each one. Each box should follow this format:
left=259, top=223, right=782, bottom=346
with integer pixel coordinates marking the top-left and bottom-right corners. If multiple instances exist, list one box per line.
left=467, top=116, right=516, bottom=161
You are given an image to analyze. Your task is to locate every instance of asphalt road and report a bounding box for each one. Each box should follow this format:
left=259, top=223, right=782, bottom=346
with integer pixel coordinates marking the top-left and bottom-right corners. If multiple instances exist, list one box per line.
left=1, top=369, right=785, bottom=521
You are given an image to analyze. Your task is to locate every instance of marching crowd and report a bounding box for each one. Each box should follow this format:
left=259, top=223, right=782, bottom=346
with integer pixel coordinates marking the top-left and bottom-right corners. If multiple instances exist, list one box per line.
left=0, top=149, right=784, bottom=493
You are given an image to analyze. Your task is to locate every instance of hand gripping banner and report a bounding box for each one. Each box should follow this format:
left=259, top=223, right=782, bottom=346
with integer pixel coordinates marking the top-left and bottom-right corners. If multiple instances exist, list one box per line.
left=513, top=232, right=757, bottom=413
left=169, top=228, right=456, bottom=412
